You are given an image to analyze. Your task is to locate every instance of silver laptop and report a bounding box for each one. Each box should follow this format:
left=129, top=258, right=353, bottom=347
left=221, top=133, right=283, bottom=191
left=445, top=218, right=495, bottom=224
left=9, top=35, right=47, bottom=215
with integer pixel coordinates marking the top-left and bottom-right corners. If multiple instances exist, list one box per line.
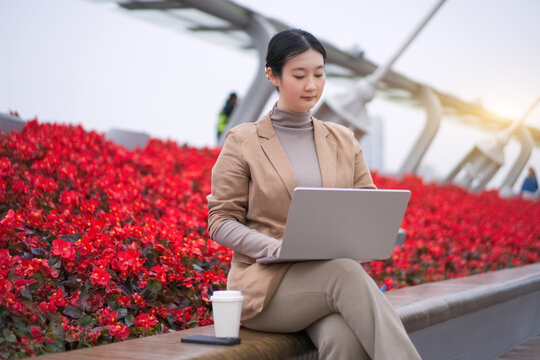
left=256, top=187, right=411, bottom=264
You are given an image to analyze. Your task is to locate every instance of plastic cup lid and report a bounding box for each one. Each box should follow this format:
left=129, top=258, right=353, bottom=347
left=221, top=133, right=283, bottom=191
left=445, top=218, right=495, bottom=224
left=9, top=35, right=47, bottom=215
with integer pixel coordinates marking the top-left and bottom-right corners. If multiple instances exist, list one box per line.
left=210, top=290, right=244, bottom=302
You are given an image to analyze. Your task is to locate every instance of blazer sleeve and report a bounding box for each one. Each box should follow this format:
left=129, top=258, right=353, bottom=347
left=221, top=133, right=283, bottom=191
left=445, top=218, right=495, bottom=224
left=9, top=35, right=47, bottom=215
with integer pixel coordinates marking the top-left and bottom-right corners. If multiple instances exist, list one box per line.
left=207, top=130, right=250, bottom=237
left=207, top=129, right=281, bottom=257
left=352, top=131, right=377, bottom=189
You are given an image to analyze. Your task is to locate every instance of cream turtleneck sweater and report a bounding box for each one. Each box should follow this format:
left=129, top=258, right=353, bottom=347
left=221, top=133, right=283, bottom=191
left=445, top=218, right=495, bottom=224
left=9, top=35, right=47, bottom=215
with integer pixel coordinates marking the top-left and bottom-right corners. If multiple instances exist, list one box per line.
left=212, top=104, right=322, bottom=258
left=270, top=103, right=322, bottom=188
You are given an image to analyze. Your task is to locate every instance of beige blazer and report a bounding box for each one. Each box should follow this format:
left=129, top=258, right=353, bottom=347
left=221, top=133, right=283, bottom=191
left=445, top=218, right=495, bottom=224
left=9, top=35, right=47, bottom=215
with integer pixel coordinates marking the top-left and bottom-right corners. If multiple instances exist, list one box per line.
left=207, top=113, right=375, bottom=320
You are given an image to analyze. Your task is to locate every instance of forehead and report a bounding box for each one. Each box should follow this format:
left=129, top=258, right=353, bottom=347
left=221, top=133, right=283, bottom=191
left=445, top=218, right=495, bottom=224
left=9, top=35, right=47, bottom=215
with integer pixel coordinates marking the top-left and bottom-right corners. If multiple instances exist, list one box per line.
left=283, top=48, right=325, bottom=71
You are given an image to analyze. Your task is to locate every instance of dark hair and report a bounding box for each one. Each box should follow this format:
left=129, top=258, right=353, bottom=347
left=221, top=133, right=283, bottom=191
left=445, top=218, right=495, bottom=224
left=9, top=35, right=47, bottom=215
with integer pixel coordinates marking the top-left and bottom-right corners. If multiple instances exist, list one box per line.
left=265, top=29, right=327, bottom=78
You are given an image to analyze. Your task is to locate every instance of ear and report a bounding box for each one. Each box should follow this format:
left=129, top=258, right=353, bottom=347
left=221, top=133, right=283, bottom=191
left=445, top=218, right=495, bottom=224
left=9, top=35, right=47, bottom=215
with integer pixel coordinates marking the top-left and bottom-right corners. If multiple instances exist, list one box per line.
left=267, top=67, right=280, bottom=88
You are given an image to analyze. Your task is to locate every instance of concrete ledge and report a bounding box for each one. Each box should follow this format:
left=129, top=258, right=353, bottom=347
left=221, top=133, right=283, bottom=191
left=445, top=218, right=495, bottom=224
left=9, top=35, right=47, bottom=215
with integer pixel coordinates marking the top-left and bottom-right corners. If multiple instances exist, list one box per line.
left=389, top=265, right=540, bottom=333
left=39, top=263, right=540, bottom=360
left=105, top=128, right=150, bottom=150
left=387, top=263, right=540, bottom=359
left=0, top=113, right=25, bottom=133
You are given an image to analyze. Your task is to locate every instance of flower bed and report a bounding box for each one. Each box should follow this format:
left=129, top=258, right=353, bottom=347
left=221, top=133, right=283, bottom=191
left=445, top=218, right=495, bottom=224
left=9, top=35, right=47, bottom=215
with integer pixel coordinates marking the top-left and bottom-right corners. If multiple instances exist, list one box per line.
left=366, top=174, right=539, bottom=290
left=1, top=120, right=539, bottom=358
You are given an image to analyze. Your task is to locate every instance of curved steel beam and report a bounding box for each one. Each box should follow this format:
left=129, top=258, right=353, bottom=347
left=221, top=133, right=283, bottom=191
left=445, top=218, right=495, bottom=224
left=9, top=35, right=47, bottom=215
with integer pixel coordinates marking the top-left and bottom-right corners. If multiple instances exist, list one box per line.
left=110, top=0, right=540, bottom=143
left=500, top=125, right=534, bottom=194
left=398, top=86, right=442, bottom=176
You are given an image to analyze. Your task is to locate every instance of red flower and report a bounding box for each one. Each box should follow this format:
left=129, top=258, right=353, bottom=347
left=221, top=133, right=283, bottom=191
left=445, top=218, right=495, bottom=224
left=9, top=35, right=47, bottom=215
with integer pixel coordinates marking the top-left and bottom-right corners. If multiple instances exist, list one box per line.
left=75, top=238, right=95, bottom=256
left=60, top=316, right=70, bottom=332
left=87, top=329, right=101, bottom=345
left=90, top=267, right=111, bottom=287
left=50, top=288, right=67, bottom=308
left=108, top=323, right=130, bottom=340
left=0, top=156, right=14, bottom=177
left=131, top=293, right=147, bottom=307
left=97, top=307, right=118, bottom=326
left=113, top=250, right=143, bottom=274
left=135, top=313, right=158, bottom=329
left=39, top=301, right=56, bottom=314
left=51, top=239, right=76, bottom=260
left=0, top=278, right=12, bottom=294
left=30, top=325, right=43, bottom=343
left=59, top=190, right=81, bottom=207
left=117, top=296, right=131, bottom=307
left=150, top=265, right=169, bottom=285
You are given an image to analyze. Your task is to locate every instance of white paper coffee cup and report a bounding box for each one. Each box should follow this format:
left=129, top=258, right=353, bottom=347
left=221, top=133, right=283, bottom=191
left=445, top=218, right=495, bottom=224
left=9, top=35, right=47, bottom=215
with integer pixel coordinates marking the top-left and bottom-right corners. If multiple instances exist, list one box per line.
left=210, top=290, right=244, bottom=338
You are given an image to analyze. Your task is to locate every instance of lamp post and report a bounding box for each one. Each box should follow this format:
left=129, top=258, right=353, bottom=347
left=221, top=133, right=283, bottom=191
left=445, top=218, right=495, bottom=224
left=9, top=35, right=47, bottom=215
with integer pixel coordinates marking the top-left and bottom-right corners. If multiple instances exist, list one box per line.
left=445, top=96, right=540, bottom=193
left=315, top=0, right=447, bottom=140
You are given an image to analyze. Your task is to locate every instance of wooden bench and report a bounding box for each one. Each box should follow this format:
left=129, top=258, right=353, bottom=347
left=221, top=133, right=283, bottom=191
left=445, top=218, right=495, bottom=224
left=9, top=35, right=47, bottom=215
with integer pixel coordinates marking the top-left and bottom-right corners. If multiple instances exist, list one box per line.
left=39, top=262, right=540, bottom=360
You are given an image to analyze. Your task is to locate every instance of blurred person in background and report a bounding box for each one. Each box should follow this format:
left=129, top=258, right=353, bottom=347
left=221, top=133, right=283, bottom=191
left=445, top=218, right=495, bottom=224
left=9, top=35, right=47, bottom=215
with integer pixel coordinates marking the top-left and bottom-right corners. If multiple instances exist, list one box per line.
left=216, top=92, right=238, bottom=141
left=521, top=167, right=538, bottom=196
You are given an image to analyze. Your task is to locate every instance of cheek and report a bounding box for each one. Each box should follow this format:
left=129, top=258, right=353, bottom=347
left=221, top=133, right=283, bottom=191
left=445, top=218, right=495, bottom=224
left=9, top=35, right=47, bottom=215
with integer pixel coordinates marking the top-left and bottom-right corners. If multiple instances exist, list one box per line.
left=282, top=80, right=302, bottom=96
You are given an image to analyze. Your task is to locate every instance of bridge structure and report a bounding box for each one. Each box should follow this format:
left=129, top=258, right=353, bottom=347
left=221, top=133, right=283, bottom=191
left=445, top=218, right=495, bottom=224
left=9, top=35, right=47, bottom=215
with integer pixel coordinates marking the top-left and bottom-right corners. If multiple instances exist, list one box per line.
left=78, top=0, right=540, bottom=198
left=2, top=0, right=538, bottom=195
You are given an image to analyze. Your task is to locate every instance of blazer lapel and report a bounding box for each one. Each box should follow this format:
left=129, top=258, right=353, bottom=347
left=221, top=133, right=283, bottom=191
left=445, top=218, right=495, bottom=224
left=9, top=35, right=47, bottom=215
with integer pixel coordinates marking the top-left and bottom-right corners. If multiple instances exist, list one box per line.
left=257, top=114, right=298, bottom=198
left=313, top=118, right=337, bottom=188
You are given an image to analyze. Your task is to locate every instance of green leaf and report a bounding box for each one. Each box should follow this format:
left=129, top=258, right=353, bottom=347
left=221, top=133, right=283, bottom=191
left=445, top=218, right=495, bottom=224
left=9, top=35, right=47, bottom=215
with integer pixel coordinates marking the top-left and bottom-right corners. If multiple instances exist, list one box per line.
left=59, top=233, right=83, bottom=243
left=79, top=282, right=93, bottom=300
left=141, top=247, right=158, bottom=267
left=124, top=314, right=135, bottom=327
left=30, top=247, right=48, bottom=257
left=62, top=305, right=83, bottom=319
left=20, top=287, right=33, bottom=301
left=14, top=319, right=27, bottom=333
left=48, top=312, right=64, bottom=325
left=117, top=276, right=138, bottom=296
left=147, top=279, right=162, bottom=294
left=63, top=275, right=80, bottom=291
left=116, top=308, right=128, bottom=319
left=192, top=264, right=204, bottom=272
left=0, top=305, right=8, bottom=319
left=78, top=315, right=95, bottom=328
left=3, top=330, right=16, bottom=343
left=45, top=338, right=65, bottom=353
left=29, top=279, right=42, bottom=291
left=107, top=297, right=118, bottom=309
left=49, top=256, right=62, bottom=269
left=31, top=270, right=45, bottom=284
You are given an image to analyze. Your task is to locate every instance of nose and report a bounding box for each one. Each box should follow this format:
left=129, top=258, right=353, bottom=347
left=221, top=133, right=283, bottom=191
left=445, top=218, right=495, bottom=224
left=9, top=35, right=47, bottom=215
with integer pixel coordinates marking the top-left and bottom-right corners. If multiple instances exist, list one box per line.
left=305, top=76, right=317, bottom=91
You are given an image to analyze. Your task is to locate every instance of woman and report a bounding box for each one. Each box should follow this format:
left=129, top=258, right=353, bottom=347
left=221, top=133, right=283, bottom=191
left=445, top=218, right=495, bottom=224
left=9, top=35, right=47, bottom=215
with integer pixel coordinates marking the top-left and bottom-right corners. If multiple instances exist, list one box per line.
left=207, top=29, right=421, bottom=360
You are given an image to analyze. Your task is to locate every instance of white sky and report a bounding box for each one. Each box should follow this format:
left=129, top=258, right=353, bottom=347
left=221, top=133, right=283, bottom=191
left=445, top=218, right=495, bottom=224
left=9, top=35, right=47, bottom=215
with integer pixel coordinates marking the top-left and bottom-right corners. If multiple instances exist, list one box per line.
left=1, top=0, right=539, bottom=191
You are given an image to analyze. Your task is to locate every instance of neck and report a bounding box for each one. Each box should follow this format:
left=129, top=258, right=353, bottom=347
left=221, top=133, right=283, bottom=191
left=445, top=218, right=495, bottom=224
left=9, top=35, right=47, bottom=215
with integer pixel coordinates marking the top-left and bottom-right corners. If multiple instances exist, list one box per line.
left=270, top=102, right=312, bottom=129
left=276, top=100, right=310, bottom=114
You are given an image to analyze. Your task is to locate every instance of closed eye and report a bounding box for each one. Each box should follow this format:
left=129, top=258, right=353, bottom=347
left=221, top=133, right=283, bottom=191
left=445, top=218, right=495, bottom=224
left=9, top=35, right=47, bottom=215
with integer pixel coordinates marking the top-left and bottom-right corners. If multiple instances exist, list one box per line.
left=294, top=74, right=324, bottom=79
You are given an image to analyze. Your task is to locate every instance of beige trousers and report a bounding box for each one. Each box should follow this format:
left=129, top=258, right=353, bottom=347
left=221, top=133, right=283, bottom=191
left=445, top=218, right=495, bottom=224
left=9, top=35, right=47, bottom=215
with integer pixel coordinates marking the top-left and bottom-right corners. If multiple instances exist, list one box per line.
left=242, top=259, right=421, bottom=360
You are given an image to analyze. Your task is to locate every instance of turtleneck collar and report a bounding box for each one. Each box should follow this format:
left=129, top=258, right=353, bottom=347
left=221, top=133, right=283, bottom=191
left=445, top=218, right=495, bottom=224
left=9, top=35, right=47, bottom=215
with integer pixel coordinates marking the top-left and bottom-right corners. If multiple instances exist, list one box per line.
left=269, top=102, right=312, bottom=129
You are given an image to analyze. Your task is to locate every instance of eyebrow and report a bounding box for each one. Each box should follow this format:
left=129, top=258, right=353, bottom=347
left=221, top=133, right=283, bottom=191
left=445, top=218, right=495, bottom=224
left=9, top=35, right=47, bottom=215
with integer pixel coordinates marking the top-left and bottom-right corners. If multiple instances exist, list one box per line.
left=291, top=65, right=325, bottom=71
